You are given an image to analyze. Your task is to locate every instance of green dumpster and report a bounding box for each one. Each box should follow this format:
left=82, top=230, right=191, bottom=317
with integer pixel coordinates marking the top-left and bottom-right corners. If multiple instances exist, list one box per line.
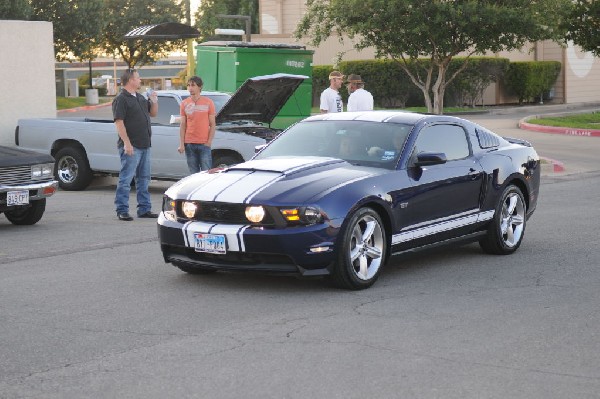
left=196, top=41, right=314, bottom=129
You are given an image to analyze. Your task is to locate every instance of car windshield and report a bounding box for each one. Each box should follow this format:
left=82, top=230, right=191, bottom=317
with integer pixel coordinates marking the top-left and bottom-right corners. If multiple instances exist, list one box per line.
left=254, top=120, right=412, bottom=170
left=180, top=94, right=230, bottom=113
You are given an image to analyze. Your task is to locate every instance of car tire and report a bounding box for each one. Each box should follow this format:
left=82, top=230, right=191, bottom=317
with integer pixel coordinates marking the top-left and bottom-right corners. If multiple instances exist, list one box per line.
left=331, top=207, right=386, bottom=290
left=212, top=153, right=243, bottom=169
left=174, top=262, right=218, bottom=275
left=4, top=199, right=46, bottom=225
left=479, top=184, right=527, bottom=255
left=54, top=146, right=93, bottom=191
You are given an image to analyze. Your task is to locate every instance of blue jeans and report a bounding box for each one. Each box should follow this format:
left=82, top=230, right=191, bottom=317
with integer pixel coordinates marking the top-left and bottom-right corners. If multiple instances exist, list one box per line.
left=184, top=143, right=212, bottom=174
left=115, top=146, right=152, bottom=216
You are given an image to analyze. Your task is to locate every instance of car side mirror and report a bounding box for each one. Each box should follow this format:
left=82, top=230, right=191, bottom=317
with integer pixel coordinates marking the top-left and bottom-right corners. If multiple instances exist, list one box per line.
left=254, top=144, right=267, bottom=154
left=414, top=152, right=447, bottom=167
left=169, top=115, right=181, bottom=125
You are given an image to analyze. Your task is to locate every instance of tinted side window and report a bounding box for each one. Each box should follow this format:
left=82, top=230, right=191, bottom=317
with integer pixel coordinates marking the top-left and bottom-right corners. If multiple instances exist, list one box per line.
left=154, top=97, right=180, bottom=125
left=413, top=124, right=470, bottom=161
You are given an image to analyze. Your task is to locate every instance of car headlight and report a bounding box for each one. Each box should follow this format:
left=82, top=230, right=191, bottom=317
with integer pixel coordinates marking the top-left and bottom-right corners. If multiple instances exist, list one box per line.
left=31, top=163, right=54, bottom=179
left=245, top=206, right=265, bottom=223
left=162, top=196, right=177, bottom=221
left=280, top=206, right=323, bottom=225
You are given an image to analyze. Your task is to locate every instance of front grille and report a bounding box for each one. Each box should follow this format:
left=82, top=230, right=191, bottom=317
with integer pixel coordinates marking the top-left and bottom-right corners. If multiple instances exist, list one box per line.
left=0, top=166, right=52, bottom=186
left=180, top=201, right=275, bottom=225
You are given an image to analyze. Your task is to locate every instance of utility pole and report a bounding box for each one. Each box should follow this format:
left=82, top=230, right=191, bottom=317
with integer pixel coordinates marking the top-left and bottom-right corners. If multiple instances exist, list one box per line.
left=186, top=0, right=195, bottom=79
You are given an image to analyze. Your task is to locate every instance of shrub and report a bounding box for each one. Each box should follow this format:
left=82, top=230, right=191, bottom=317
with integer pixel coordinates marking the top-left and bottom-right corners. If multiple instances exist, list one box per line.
left=503, top=61, right=562, bottom=104
left=446, top=57, right=510, bottom=107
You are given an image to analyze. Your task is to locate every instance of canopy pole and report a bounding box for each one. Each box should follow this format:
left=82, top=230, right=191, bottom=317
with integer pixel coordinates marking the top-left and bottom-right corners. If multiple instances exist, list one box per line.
left=187, top=39, right=195, bottom=80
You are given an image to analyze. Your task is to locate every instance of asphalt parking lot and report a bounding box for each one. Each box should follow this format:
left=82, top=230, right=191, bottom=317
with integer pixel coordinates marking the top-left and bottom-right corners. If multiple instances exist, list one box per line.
left=1, top=105, right=599, bottom=398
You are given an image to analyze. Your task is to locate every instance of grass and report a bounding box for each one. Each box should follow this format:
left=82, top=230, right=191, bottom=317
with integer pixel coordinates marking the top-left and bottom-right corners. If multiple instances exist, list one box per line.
left=56, top=96, right=111, bottom=110
left=527, top=112, right=600, bottom=129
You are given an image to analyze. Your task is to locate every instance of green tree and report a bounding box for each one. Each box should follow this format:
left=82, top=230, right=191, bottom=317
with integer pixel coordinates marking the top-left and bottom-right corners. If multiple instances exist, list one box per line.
left=0, top=0, right=32, bottom=20
left=563, top=0, right=600, bottom=57
left=102, top=0, right=186, bottom=68
left=194, top=0, right=259, bottom=42
left=296, top=0, right=570, bottom=114
left=31, top=0, right=105, bottom=62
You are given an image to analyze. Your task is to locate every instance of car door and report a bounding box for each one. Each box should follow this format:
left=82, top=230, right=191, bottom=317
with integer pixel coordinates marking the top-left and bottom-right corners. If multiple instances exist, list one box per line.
left=401, top=123, right=484, bottom=231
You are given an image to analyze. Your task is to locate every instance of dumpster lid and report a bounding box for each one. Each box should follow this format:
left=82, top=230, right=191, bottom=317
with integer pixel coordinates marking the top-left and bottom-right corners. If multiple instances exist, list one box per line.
left=199, top=41, right=306, bottom=50
left=216, top=73, right=308, bottom=125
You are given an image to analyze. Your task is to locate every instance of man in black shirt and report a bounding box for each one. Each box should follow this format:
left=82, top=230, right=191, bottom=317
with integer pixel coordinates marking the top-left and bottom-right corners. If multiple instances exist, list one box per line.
left=112, top=69, right=159, bottom=221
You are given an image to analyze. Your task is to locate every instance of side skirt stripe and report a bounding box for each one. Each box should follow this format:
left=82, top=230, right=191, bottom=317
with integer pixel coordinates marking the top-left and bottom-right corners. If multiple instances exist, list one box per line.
left=392, top=210, right=494, bottom=245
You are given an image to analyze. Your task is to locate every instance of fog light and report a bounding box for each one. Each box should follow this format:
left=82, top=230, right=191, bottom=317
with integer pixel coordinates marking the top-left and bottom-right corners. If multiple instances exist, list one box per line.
left=245, top=206, right=265, bottom=223
left=310, top=246, right=330, bottom=253
left=182, top=201, right=198, bottom=218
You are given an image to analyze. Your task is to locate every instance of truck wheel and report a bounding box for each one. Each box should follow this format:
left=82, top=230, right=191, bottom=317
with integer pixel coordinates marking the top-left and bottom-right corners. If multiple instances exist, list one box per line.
left=4, top=199, right=46, bottom=225
left=212, top=153, right=243, bottom=168
left=54, top=147, right=93, bottom=191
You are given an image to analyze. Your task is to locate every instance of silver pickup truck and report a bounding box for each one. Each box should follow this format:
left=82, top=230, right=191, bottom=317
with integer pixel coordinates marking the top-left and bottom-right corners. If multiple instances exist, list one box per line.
left=15, top=74, right=307, bottom=190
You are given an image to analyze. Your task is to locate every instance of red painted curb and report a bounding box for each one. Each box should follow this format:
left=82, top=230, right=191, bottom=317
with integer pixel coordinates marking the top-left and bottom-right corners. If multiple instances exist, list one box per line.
left=540, top=156, right=565, bottom=173
left=519, top=120, right=600, bottom=137
left=57, top=101, right=112, bottom=113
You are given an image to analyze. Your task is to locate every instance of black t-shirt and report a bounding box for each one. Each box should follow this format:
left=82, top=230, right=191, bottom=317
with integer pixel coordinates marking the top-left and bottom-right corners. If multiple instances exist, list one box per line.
left=112, top=89, right=152, bottom=148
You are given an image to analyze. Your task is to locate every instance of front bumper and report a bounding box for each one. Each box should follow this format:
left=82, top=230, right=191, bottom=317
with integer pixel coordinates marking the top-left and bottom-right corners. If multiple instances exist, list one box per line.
left=157, top=213, right=339, bottom=276
left=0, top=180, right=58, bottom=210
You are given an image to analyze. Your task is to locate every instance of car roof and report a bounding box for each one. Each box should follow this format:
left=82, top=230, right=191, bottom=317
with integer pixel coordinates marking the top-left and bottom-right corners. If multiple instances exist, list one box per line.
left=156, top=89, right=230, bottom=98
left=303, top=110, right=467, bottom=125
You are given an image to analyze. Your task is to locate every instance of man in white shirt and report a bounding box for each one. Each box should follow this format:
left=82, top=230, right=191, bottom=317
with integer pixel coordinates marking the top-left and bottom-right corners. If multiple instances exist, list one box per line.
left=346, top=74, right=374, bottom=112
left=320, top=71, right=345, bottom=113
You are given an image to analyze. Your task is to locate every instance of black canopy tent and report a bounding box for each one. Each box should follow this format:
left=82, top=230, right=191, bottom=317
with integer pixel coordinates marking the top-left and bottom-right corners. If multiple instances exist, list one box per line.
left=124, top=22, right=200, bottom=40
left=124, top=22, right=201, bottom=79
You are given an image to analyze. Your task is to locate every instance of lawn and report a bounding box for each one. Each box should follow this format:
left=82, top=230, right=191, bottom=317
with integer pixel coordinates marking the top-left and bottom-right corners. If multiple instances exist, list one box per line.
left=527, top=112, right=600, bottom=129
left=56, top=97, right=112, bottom=110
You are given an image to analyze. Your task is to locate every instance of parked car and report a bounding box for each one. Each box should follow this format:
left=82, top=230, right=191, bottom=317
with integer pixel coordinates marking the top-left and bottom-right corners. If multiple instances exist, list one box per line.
left=157, top=111, right=541, bottom=289
left=0, top=145, right=58, bottom=225
left=16, top=73, right=307, bottom=190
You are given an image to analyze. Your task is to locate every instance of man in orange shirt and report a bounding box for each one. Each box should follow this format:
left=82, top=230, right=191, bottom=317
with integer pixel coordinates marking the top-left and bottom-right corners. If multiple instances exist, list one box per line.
left=178, top=76, right=216, bottom=174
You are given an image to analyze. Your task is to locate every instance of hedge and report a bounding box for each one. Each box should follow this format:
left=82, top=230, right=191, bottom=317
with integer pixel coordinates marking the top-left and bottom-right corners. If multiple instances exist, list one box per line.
left=312, top=58, right=560, bottom=109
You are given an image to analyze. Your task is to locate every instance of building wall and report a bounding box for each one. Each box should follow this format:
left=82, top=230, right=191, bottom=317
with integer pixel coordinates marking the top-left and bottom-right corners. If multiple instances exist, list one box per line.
left=564, top=42, right=600, bottom=103
left=0, top=20, right=55, bottom=145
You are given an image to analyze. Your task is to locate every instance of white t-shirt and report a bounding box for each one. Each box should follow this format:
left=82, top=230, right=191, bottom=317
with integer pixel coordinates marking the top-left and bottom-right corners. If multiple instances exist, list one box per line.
left=347, top=88, right=374, bottom=112
left=320, top=87, right=343, bottom=113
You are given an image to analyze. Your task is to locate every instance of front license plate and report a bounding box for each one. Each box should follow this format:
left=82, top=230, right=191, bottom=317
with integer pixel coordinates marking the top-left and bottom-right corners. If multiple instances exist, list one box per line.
left=194, top=233, right=226, bottom=254
left=7, top=190, right=29, bottom=206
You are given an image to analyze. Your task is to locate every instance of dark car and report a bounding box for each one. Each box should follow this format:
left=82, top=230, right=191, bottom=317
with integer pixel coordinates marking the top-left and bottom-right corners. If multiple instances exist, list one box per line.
left=0, top=145, right=58, bottom=225
left=157, top=111, right=541, bottom=289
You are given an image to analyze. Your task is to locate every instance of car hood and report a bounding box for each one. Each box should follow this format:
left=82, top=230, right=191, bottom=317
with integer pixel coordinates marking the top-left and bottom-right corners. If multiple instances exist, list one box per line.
left=166, top=156, right=384, bottom=204
left=0, top=145, right=55, bottom=168
left=216, top=73, right=308, bottom=125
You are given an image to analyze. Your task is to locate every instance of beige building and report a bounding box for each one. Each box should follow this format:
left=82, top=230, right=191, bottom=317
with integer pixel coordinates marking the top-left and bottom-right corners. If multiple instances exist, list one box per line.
left=253, top=0, right=600, bottom=106
left=0, top=20, right=56, bottom=145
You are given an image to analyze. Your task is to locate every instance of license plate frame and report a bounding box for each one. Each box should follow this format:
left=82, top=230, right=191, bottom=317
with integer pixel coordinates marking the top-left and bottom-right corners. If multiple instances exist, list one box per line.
left=7, top=190, right=29, bottom=206
left=194, top=233, right=226, bottom=254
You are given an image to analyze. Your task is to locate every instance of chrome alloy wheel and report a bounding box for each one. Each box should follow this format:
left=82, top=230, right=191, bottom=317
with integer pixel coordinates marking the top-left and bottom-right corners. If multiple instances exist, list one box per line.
left=348, top=214, right=385, bottom=280
left=500, top=191, right=526, bottom=248
left=57, top=155, right=79, bottom=184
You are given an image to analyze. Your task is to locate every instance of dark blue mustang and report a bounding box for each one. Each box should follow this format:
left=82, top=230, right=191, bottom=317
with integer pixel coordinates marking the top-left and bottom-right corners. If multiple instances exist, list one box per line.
left=158, top=111, right=541, bottom=289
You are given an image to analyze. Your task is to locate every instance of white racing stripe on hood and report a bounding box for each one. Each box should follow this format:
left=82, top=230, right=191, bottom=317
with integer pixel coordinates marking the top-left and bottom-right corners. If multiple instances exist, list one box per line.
left=184, top=170, right=256, bottom=201
left=215, top=171, right=284, bottom=203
